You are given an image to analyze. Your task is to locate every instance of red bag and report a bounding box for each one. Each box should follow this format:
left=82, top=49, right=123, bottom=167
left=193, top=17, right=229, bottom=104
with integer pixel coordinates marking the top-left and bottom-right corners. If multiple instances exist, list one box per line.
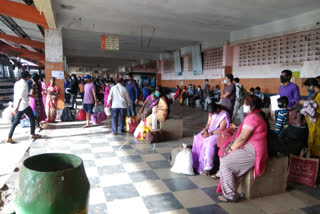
left=287, top=148, right=319, bottom=188
left=216, top=128, right=237, bottom=148
left=76, top=109, right=86, bottom=120
left=128, top=117, right=139, bottom=133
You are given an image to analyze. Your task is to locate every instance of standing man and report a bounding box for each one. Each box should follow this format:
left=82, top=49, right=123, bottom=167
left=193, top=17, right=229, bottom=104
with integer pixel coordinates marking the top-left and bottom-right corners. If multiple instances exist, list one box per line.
left=232, top=78, right=242, bottom=121
left=108, top=78, right=131, bottom=135
left=7, top=71, right=40, bottom=143
left=221, top=74, right=236, bottom=117
left=69, top=74, right=79, bottom=110
left=279, top=70, right=300, bottom=108
left=126, top=73, right=139, bottom=117
left=82, top=75, right=97, bottom=128
left=203, top=79, right=211, bottom=111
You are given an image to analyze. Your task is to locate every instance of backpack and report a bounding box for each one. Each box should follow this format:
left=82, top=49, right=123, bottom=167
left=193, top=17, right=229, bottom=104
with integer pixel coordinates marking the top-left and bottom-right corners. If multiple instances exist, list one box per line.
left=61, top=107, right=74, bottom=122
left=237, top=85, right=248, bottom=105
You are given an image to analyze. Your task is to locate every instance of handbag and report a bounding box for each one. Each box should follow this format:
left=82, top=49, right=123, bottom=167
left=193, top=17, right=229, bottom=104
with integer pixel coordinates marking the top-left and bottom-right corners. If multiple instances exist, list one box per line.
left=287, top=148, right=319, bottom=188
left=216, top=128, right=236, bottom=148
left=218, top=127, right=240, bottom=158
left=76, top=109, right=86, bottom=121
left=145, top=129, right=168, bottom=144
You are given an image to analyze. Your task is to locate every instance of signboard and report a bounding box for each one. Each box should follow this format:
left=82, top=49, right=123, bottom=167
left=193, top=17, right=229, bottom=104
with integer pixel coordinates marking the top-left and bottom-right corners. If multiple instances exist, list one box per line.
left=292, top=71, right=301, bottom=79
left=51, top=71, right=64, bottom=79
left=101, top=35, right=119, bottom=50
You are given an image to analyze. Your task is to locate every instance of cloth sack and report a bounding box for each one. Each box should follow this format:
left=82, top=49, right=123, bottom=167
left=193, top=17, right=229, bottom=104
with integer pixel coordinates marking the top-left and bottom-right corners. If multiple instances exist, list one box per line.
left=287, top=148, right=319, bottom=188
left=170, top=144, right=195, bottom=175
left=170, top=144, right=193, bottom=166
left=1, top=101, right=14, bottom=123
left=76, top=109, right=86, bottom=120
left=104, top=107, right=111, bottom=116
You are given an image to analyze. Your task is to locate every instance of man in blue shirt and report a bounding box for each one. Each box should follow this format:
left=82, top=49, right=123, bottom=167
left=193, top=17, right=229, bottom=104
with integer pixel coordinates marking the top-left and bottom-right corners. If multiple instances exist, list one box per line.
left=126, top=73, right=139, bottom=117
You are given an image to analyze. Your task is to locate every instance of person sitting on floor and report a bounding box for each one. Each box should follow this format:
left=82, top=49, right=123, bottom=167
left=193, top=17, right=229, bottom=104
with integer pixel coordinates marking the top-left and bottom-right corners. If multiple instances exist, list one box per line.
left=146, top=88, right=168, bottom=131
left=275, top=96, right=289, bottom=134
left=138, top=92, right=159, bottom=120
left=192, top=103, right=230, bottom=175
left=217, top=95, right=268, bottom=202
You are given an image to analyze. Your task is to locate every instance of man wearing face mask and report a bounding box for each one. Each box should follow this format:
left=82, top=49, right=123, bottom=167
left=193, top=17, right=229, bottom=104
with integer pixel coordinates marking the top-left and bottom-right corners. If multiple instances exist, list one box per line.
left=194, top=85, right=204, bottom=108
left=279, top=70, right=300, bottom=108
left=221, top=74, right=236, bottom=117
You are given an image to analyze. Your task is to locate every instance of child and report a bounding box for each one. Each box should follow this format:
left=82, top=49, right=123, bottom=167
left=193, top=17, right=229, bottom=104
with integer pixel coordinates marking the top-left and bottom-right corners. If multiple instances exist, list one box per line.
left=275, top=96, right=289, bottom=134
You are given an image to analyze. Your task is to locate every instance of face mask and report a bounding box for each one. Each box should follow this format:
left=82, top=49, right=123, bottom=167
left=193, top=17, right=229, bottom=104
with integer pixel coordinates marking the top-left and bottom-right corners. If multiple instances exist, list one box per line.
left=198, top=88, right=200, bottom=91
left=205, top=81, right=208, bottom=85
left=250, top=92, right=254, bottom=95
left=280, top=76, right=287, bottom=83
left=223, top=79, right=228, bottom=84
left=243, top=105, right=251, bottom=113
left=278, top=104, right=284, bottom=109
left=155, top=92, right=159, bottom=97
left=256, top=91, right=260, bottom=94
left=307, top=88, right=315, bottom=93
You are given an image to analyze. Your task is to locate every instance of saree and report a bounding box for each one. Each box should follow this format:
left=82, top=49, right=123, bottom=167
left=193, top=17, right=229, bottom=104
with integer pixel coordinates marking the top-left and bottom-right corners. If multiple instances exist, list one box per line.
left=46, top=85, right=59, bottom=122
left=192, top=111, right=230, bottom=173
left=29, top=83, right=46, bottom=124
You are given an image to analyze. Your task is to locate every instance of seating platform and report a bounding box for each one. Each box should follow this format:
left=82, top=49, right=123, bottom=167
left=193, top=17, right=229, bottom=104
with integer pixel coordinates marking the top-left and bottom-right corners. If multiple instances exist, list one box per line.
left=238, top=156, right=289, bottom=199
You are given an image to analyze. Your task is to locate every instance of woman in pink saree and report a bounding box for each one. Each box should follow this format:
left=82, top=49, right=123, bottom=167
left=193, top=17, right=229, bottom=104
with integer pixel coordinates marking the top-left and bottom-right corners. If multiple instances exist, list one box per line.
left=192, top=103, right=230, bottom=175
left=45, top=77, right=60, bottom=122
left=104, top=80, right=112, bottom=117
left=29, top=74, right=46, bottom=127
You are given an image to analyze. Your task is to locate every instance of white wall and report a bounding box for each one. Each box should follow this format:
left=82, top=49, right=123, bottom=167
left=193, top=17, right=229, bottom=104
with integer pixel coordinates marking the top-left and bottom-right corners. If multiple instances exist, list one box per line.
left=231, top=9, right=320, bottom=45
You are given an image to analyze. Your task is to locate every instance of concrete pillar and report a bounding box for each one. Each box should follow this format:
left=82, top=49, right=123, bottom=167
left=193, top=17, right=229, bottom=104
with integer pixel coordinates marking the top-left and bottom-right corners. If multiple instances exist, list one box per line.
left=221, top=41, right=234, bottom=90
left=45, top=29, right=65, bottom=109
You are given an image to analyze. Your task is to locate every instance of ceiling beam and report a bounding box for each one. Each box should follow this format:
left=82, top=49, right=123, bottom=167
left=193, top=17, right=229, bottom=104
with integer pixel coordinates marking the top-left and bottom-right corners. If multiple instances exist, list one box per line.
left=0, top=45, right=44, bottom=61
left=0, top=33, right=44, bottom=50
left=34, top=0, right=56, bottom=29
left=0, top=0, right=49, bottom=29
left=0, top=15, right=30, bottom=39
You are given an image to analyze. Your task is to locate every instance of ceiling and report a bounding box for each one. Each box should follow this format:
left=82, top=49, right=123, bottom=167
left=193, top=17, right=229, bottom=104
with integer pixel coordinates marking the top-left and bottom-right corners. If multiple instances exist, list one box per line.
left=53, top=0, right=320, bottom=67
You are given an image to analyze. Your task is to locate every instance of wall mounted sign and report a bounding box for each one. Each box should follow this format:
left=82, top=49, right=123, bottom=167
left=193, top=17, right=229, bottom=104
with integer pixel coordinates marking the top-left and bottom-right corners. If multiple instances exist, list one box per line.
left=51, top=71, right=64, bottom=79
left=101, top=35, right=119, bottom=50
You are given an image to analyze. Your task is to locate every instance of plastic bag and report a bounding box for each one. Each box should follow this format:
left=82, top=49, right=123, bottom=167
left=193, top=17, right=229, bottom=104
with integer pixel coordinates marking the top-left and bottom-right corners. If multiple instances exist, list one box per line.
left=104, top=107, right=111, bottom=116
left=1, top=102, right=14, bottom=123
left=170, top=144, right=195, bottom=175
left=134, top=120, right=145, bottom=139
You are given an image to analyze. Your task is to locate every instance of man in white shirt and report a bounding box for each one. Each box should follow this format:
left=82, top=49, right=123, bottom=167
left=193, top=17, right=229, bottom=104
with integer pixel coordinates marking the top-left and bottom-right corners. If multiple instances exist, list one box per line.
left=107, top=78, right=131, bottom=134
left=7, top=71, right=40, bottom=143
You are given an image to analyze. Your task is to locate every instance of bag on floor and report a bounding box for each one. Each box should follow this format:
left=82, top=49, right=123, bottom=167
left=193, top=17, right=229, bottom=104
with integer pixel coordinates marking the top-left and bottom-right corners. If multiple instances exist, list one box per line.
left=170, top=144, right=195, bottom=175
left=287, top=148, right=319, bottom=188
left=170, top=144, right=192, bottom=166
left=61, top=107, right=74, bottom=122
left=1, top=102, right=14, bottom=123
left=90, top=111, right=107, bottom=125
left=76, top=109, right=86, bottom=121
left=20, top=118, right=30, bottom=128
left=126, top=116, right=139, bottom=133
left=134, top=120, right=145, bottom=139
left=145, top=129, right=168, bottom=144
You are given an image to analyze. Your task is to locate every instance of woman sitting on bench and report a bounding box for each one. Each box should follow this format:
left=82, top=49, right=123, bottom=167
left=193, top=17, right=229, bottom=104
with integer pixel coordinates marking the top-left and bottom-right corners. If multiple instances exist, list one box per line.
left=217, top=95, right=268, bottom=202
left=146, top=88, right=168, bottom=130
left=192, top=103, right=230, bottom=175
left=138, top=93, right=159, bottom=120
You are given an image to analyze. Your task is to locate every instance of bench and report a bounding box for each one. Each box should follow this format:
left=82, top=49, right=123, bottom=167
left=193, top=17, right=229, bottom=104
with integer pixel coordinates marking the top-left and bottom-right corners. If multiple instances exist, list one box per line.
left=159, top=115, right=183, bottom=139
left=238, top=156, right=289, bottom=199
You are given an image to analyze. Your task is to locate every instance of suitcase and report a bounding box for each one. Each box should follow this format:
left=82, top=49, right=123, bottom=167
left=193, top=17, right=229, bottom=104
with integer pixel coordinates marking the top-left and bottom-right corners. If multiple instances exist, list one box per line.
left=145, top=130, right=168, bottom=144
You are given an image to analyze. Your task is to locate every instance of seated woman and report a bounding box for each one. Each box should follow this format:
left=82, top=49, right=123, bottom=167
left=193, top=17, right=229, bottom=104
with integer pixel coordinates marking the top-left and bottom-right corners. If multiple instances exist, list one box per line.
left=299, top=78, right=320, bottom=157
left=138, top=93, right=159, bottom=120
left=217, top=95, right=268, bottom=202
left=192, top=103, right=230, bottom=175
left=146, top=89, right=168, bottom=130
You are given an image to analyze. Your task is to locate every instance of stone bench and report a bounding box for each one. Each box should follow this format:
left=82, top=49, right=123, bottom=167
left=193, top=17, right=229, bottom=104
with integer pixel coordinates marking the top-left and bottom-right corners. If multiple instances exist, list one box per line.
left=160, top=115, right=183, bottom=139
left=238, top=156, right=289, bottom=199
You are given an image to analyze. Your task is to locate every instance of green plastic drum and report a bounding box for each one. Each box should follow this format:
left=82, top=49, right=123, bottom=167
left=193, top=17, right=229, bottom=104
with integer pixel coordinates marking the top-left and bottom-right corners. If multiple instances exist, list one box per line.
left=13, top=153, right=90, bottom=214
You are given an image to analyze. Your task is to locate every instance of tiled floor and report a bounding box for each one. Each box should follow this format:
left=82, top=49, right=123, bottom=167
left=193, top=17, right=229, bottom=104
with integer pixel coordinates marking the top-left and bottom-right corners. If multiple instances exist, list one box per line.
left=1, top=102, right=320, bottom=214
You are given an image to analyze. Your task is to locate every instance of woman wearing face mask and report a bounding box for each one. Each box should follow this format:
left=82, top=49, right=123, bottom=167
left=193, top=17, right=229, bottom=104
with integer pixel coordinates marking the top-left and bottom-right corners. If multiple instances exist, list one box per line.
left=146, top=88, right=168, bottom=130
left=299, top=78, right=320, bottom=156
left=216, top=95, right=268, bottom=202
left=220, top=74, right=236, bottom=116
left=138, top=92, right=159, bottom=120
left=192, top=103, right=230, bottom=175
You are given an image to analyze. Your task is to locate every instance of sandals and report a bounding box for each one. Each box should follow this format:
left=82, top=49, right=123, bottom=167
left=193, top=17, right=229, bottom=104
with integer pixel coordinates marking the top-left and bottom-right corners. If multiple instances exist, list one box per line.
left=218, top=193, right=245, bottom=203
left=211, top=174, right=220, bottom=179
left=31, top=134, right=41, bottom=139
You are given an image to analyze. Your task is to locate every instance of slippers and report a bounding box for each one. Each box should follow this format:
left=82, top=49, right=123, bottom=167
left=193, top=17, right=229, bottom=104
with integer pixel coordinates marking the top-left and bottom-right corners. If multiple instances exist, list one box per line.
left=211, top=174, right=219, bottom=179
left=82, top=125, right=90, bottom=128
left=218, top=193, right=245, bottom=203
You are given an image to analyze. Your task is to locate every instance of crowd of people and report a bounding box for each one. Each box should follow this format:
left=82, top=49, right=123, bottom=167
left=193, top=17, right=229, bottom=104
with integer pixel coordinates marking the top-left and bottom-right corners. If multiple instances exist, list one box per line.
left=5, top=69, right=320, bottom=203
